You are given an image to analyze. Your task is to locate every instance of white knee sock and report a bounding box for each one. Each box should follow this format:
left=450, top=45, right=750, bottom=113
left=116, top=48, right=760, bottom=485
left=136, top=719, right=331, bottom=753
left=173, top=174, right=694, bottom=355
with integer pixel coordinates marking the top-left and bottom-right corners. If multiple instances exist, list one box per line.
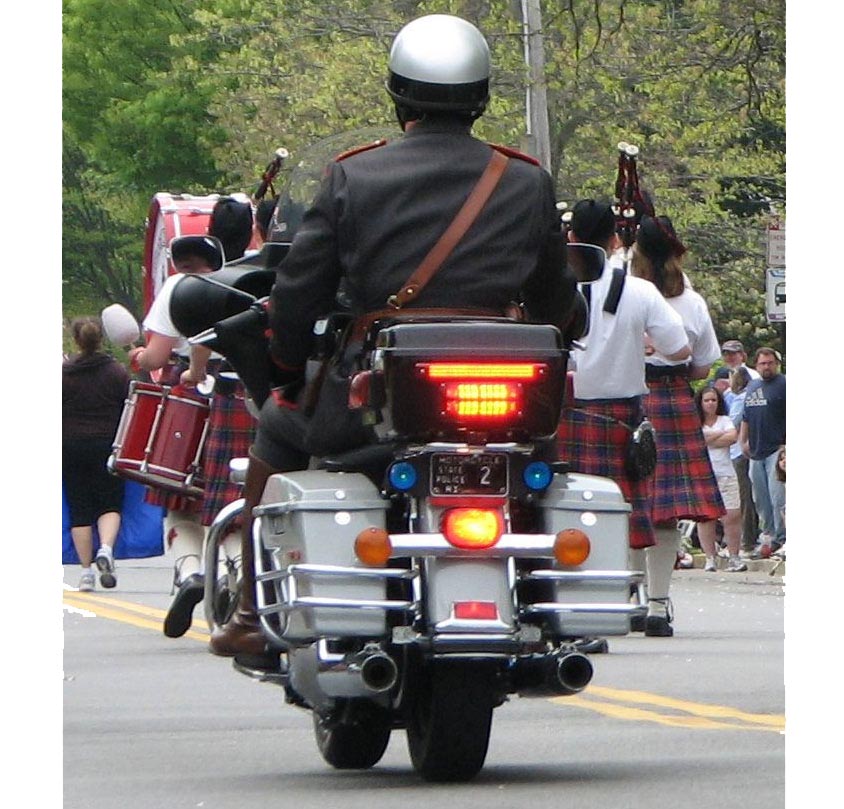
left=165, top=511, right=206, bottom=583
left=645, top=527, right=679, bottom=617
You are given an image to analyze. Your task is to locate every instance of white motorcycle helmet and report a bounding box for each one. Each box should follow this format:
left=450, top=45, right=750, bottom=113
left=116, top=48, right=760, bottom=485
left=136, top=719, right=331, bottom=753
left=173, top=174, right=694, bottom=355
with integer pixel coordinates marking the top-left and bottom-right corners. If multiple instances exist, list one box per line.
left=386, top=14, right=490, bottom=120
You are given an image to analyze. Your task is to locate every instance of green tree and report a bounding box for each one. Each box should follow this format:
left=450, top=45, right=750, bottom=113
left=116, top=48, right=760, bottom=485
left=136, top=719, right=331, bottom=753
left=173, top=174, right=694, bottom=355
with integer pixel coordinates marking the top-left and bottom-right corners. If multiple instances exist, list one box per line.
left=62, top=0, right=786, bottom=359
left=62, top=129, right=147, bottom=320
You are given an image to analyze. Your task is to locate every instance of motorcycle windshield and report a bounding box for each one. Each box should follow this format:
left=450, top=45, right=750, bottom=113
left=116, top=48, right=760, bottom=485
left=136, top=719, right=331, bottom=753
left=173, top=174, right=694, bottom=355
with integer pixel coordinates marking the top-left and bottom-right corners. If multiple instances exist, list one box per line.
left=267, top=126, right=394, bottom=243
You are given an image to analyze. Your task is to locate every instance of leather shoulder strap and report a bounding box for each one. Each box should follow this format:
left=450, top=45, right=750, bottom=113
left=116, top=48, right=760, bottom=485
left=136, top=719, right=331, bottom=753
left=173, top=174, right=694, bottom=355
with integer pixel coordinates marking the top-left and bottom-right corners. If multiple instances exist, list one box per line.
left=489, top=143, right=541, bottom=166
left=388, top=149, right=509, bottom=308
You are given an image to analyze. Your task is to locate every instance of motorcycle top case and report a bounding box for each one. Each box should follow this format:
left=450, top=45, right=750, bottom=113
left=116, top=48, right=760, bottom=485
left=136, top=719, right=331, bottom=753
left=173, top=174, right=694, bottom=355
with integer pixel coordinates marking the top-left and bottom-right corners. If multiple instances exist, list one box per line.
left=541, top=472, right=632, bottom=637
left=258, top=470, right=390, bottom=641
left=374, top=320, right=567, bottom=442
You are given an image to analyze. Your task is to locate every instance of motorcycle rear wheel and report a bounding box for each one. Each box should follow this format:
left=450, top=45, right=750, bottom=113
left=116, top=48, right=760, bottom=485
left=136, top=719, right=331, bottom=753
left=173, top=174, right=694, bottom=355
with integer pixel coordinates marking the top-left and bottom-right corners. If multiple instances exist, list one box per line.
left=313, top=701, right=392, bottom=770
left=406, top=661, right=496, bottom=782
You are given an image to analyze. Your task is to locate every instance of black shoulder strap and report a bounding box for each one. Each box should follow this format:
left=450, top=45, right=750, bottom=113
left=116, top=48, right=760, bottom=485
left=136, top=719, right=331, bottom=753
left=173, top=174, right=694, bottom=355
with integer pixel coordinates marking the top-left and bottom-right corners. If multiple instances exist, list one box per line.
left=603, top=266, right=627, bottom=314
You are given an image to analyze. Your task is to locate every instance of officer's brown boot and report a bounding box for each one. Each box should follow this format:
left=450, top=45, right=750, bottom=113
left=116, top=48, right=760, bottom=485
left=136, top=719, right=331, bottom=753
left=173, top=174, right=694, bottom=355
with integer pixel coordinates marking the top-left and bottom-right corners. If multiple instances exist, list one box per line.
left=209, top=450, right=280, bottom=662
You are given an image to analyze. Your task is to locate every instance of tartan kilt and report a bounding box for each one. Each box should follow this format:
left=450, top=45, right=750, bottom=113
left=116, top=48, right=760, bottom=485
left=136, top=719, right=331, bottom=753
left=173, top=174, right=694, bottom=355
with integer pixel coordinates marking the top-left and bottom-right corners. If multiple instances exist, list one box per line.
left=556, top=399, right=655, bottom=550
left=643, top=377, right=725, bottom=525
left=199, top=387, right=256, bottom=526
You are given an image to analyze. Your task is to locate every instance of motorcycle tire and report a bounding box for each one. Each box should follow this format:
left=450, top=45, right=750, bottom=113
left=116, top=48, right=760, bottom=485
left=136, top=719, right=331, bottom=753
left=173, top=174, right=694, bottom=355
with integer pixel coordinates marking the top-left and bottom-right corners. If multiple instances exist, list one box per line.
left=406, top=660, right=496, bottom=782
left=313, top=701, right=392, bottom=770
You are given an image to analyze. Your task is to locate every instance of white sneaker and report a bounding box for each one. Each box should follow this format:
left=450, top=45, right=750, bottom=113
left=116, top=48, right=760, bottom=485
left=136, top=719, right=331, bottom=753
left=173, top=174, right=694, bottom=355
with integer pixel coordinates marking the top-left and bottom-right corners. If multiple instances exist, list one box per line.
left=704, top=556, right=717, bottom=572
left=726, top=556, right=748, bottom=573
left=95, top=546, right=117, bottom=589
left=78, top=571, right=95, bottom=592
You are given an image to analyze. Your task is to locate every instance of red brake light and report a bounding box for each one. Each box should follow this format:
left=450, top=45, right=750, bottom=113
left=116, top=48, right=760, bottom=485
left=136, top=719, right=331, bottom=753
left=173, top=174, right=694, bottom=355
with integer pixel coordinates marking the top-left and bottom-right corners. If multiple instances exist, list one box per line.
left=422, top=362, right=544, bottom=380
left=453, top=601, right=499, bottom=620
left=444, top=382, right=519, bottom=418
left=417, top=363, right=547, bottom=423
left=442, top=508, right=503, bottom=549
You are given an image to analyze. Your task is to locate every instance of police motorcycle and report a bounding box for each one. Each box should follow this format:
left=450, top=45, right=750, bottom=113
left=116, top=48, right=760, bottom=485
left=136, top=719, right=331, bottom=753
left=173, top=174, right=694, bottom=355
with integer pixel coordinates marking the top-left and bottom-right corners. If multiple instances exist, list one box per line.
left=165, top=177, right=641, bottom=781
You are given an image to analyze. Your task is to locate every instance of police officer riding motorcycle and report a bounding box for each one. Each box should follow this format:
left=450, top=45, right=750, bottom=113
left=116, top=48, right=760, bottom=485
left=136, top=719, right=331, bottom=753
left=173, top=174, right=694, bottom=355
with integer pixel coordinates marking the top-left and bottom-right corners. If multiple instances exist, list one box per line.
left=170, top=14, right=638, bottom=782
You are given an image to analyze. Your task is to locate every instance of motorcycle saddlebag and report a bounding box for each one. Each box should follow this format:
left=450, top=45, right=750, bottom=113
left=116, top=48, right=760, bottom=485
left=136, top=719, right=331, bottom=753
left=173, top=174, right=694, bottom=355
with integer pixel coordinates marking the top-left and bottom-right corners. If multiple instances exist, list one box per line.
left=257, top=470, right=390, bottom=641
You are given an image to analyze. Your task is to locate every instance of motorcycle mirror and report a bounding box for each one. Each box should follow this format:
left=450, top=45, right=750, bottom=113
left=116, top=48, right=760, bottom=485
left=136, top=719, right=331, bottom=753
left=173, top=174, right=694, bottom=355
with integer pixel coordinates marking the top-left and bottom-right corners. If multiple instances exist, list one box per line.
left=566, top=243, right=606, bottom=283
left=101, top=303, right=141, bottom=347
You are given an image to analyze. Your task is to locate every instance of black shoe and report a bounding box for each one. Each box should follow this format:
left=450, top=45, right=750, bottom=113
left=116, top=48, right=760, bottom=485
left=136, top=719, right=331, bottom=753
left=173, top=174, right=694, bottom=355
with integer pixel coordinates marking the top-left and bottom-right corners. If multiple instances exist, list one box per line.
left=644, top=615, right=674, bottom=637
left=629, top=614, right=646, bottom=633
left=163, top=574, right=205, bottom=638
left=573, top=637, right=609, bottom=654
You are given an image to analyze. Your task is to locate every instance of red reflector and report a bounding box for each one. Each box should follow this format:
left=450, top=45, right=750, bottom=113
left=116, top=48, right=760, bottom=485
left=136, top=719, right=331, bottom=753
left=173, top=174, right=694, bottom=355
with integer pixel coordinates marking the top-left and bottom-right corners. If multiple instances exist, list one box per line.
left=442, top=508, right=503, bottom=549
left=421, top=362, right=544, bottom=380
left=453, top=601, right=499, bottom=621
left=348, top=371, right=370, bottom=409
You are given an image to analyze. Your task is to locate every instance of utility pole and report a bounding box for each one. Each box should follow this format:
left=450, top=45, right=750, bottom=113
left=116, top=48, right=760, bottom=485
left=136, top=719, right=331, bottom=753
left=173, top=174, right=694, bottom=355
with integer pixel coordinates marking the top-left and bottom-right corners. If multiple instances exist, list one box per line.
left=521, top=0, right=551, bottom=172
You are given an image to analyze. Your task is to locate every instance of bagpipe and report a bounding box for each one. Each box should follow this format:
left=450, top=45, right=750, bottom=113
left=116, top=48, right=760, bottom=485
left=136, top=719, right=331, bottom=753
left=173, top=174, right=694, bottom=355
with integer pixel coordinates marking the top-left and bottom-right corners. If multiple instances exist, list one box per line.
left=559, top=141, right=654, bottom=253
left=252, top=147, right=289, bottom=203
left=613, top=141, right=654, bottom=252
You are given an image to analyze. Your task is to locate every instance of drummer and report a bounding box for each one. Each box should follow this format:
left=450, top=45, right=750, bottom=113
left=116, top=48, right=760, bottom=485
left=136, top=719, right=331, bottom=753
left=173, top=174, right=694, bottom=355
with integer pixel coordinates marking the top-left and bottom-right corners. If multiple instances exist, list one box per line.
left=128, top=234, right=255, bottom=639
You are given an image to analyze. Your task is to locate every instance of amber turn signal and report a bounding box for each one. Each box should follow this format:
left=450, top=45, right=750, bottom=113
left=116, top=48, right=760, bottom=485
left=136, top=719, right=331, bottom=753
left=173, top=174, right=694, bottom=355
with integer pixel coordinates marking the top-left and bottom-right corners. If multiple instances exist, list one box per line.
left=354, top=527, right=392, bottom=567
left=553, top=528, right=591, bottom=566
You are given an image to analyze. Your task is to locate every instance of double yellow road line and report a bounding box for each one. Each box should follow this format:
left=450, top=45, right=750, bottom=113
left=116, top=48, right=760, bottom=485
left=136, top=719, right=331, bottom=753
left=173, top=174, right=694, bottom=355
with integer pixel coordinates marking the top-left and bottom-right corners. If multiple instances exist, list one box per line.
left=64, top=588, right=784, bottom=733
left=63, top=588, right=209, bottom=642
left=556, top=687, right=784, bottom=733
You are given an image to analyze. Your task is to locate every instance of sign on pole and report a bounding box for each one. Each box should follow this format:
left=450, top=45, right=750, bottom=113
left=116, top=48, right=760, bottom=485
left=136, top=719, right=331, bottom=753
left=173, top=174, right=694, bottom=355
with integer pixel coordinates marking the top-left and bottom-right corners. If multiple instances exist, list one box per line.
left=766, top=216, right=785, bottom=323
left=766, top=268, right=785, bottom=322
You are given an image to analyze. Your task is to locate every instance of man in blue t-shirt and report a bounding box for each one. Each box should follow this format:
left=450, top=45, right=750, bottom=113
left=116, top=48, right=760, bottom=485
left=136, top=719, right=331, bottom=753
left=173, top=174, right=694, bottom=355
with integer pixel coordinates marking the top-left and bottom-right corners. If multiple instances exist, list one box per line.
left=739, top=347, right=786, bottom=551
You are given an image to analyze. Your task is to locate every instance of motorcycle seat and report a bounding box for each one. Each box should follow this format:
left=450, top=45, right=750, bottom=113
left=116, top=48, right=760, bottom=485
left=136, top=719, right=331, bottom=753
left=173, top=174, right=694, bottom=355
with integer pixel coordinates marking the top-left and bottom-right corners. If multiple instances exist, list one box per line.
left=317, top=442, right=396, bottom=480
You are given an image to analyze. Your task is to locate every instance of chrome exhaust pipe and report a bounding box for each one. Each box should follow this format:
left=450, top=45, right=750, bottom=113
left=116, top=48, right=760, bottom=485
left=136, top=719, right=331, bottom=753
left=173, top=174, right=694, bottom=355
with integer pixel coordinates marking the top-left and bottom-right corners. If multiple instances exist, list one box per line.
left=356, top=652, right=399, bottom=693
left=554, top=652, right=593, bottom=695
left=512, top=651, right=594, bottom=697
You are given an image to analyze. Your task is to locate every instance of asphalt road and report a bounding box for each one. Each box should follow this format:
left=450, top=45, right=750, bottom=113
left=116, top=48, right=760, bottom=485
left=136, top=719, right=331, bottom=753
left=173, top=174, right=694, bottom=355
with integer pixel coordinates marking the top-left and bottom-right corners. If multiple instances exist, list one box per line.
left=52, top=551, right=799, bottom=809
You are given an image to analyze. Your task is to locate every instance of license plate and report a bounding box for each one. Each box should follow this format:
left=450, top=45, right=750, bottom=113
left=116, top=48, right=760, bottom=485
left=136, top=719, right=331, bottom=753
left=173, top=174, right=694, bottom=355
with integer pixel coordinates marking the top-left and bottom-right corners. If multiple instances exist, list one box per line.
left=430, top=453, right=508, bottom=496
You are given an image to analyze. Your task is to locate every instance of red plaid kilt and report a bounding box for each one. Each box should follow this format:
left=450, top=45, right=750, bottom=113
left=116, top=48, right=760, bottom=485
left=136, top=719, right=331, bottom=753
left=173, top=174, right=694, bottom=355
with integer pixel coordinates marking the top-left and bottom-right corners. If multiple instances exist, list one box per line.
left=556, top=398, right=655, bottom=550
left=643, top=377, right=725, bottom=525
left=199, top=387, right=255, bottom=526
left=144, top=385, right=255, bottom=526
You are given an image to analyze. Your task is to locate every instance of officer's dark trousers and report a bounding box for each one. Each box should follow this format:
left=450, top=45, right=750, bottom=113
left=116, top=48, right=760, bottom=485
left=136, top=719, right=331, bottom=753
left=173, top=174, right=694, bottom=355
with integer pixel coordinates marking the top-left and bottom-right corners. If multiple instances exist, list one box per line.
left=252, top=395, right=313, bottom=472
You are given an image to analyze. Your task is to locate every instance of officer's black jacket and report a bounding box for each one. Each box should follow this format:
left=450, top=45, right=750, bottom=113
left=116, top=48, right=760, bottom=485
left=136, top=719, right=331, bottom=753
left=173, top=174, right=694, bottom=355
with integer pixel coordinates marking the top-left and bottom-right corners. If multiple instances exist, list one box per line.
left=268, top=117, right=577, bottom=370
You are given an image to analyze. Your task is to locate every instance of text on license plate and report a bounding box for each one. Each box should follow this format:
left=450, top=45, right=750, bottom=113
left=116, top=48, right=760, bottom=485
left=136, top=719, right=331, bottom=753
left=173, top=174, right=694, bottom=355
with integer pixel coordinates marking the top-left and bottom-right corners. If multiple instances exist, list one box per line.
left=430, top=453, right=508, bottom=496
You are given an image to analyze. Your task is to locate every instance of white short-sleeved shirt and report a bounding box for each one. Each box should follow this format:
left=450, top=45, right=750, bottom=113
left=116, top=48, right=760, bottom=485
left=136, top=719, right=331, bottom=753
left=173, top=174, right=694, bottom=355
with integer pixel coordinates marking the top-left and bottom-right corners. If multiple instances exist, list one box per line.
left=571, top=263, right=689, bottom=400
left=703, top=414, right=738, bottom=478
left=143, top=273, right=222, bottom=360
left=646, top=286, right=720, bottom=370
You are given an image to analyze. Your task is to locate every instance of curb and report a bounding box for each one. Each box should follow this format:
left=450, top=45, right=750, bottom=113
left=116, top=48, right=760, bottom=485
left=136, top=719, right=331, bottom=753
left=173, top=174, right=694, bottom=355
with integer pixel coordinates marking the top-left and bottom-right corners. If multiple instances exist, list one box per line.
left=684, top=554, right=785, bottom=577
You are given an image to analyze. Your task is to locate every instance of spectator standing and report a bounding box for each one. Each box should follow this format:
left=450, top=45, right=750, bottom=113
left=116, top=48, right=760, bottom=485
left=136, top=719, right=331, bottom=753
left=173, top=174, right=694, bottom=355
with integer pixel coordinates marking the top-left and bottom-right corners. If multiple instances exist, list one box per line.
left=694, top=386, right=746, bottom=572
left=728, top=367, right=760, bottom=556
left=739, top=348, right=786, bottom=555
left=556, top=200, right=690, bottom=644
left=711, top=366, right=733, bottom=407
left=631, top=214, right=725, bottom=637
left=720, top=339, right=760, bottom=381
left=62, top=316, right=131, bottom=591
left=773, top=444, right=786, bottom=559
